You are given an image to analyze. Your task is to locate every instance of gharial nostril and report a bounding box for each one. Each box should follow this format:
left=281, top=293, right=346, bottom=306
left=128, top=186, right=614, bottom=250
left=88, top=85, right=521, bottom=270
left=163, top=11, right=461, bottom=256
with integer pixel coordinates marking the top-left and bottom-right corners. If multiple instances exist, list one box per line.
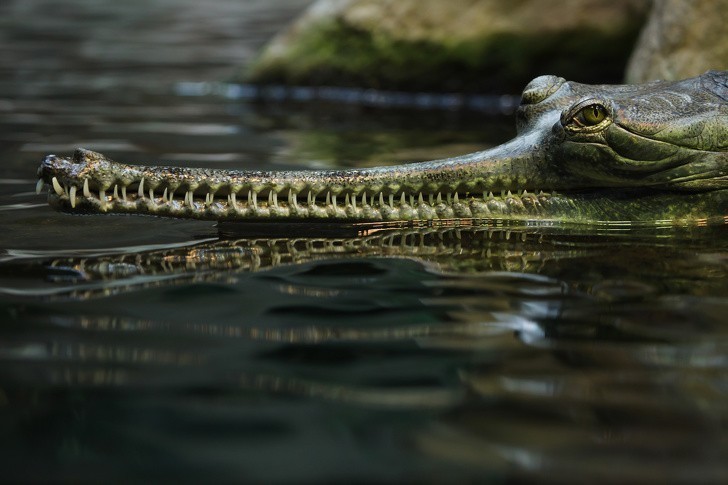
left=72, top=148, right=85, bottom=163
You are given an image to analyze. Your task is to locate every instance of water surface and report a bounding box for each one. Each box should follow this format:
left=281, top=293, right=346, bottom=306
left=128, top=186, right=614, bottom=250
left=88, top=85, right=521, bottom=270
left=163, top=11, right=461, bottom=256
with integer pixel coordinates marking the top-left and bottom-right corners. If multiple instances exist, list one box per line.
left=1, top=1, right=726, bottom=482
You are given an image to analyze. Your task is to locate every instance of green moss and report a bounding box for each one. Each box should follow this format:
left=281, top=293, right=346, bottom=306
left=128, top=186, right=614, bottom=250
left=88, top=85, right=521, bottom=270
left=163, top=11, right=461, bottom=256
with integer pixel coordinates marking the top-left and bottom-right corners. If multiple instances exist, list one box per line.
left=243, top=18, right=645, bottom=93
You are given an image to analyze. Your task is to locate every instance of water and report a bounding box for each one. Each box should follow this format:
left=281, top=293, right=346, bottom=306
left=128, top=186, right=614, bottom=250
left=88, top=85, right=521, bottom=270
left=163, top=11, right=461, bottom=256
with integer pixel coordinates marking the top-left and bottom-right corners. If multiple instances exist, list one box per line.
left=1, top=1, right=727, bottom=482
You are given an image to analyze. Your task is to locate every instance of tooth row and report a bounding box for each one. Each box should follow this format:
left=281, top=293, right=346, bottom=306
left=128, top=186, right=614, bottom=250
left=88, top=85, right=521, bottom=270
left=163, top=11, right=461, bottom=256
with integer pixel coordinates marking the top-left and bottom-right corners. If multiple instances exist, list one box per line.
left=39, top=177, right=557, bottom=219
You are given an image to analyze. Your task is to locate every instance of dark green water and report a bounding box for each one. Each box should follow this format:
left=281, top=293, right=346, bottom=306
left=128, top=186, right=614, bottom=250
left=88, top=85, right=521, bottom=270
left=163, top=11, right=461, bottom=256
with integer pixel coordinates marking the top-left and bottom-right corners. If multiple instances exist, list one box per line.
left=1, top=1, right=727, bottom=482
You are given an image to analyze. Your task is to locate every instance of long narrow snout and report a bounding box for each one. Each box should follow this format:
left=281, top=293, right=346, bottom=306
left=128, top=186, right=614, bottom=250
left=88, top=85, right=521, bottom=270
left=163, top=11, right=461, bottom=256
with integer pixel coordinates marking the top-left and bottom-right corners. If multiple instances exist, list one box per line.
left=38, top=136, right=564, bottom=222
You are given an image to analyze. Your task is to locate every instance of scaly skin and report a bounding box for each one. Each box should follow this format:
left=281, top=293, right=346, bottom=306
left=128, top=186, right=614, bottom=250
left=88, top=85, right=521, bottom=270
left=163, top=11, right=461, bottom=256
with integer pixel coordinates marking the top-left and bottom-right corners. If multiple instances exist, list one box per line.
left=37, top=71, right=728, bottom=225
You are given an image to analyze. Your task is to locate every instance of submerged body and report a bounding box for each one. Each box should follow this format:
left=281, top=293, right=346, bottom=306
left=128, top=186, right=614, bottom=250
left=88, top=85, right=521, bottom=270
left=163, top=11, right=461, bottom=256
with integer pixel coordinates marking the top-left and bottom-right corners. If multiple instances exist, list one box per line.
left=37, top=71, right=727, bottom=225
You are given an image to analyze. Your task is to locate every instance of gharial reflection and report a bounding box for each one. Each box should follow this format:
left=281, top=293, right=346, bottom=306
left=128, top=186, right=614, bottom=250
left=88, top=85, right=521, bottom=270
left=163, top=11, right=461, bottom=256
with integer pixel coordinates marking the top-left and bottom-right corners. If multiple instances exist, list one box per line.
left=1, top=221, right=725, bottom=301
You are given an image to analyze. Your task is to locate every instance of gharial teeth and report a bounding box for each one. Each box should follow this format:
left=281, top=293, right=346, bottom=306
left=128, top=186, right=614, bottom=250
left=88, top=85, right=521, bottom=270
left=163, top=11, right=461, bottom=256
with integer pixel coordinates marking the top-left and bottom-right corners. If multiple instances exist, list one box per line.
left=35, top=179, right=44, bottom=194
left=83, top=179, right=91, bottom=198
left=69, top=186, right=77, bottom=208
left=138, top=178, right=145, bottom=199
left=52, top=177, right=64, bottom=196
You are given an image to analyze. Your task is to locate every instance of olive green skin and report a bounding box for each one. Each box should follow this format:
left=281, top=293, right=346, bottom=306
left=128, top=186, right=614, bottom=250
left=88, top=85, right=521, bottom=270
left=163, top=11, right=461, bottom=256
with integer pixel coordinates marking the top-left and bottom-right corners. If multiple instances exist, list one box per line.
left=38, top=71, right=727, bottom=225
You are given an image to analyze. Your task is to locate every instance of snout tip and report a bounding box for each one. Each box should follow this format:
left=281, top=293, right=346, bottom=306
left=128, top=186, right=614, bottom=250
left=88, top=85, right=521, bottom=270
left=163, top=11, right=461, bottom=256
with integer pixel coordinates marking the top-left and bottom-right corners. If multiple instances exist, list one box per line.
left=38, top=153, right=57, bottom=178
left=37, top=152, right=73, bottom=181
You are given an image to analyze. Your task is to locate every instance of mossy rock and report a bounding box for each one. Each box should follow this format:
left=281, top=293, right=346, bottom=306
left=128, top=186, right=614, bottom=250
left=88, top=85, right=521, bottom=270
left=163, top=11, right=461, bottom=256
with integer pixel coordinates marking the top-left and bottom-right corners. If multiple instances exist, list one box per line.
left=240, top=0, right=649, bottom=93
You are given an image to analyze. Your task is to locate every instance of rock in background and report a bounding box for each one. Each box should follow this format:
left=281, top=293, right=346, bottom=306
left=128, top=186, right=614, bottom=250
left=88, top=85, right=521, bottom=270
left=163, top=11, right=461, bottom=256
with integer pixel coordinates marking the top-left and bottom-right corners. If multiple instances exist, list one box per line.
left=240, top=0, right=649, bottom=93
left=625, top=0, right=728, bottom=83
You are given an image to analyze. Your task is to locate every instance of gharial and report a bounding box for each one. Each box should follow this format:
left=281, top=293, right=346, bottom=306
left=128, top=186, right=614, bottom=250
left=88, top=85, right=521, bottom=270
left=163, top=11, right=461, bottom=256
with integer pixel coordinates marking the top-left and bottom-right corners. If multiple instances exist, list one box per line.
left=36, top=71, right=727, bottom=226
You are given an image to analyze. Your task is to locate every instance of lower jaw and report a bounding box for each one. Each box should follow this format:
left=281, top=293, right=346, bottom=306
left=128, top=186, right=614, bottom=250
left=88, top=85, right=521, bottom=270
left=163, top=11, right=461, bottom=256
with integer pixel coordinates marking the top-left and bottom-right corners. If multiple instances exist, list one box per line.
left=47, top=188, right=727, bottom=226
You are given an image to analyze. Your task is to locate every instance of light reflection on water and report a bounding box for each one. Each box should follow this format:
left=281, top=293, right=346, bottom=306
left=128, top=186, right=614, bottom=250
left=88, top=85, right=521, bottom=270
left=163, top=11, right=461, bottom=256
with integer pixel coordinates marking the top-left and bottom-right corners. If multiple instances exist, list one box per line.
left=1, top=0, right=727, bottom=482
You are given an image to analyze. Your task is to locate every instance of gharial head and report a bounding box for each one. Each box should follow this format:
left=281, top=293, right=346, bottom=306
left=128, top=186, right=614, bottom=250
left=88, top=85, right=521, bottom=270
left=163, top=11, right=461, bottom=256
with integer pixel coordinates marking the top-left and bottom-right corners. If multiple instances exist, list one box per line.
left=514, top=70, right=727, bottom=192
left=36, top=71, right=727, bottom=224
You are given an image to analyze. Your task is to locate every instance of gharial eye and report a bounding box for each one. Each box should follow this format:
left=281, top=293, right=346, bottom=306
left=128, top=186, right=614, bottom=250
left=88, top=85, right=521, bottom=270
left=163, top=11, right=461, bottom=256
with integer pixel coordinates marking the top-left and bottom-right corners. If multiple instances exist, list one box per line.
left=561, top=99, right=613, bottom=132
left=573, top=104, right=608, bottom=127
